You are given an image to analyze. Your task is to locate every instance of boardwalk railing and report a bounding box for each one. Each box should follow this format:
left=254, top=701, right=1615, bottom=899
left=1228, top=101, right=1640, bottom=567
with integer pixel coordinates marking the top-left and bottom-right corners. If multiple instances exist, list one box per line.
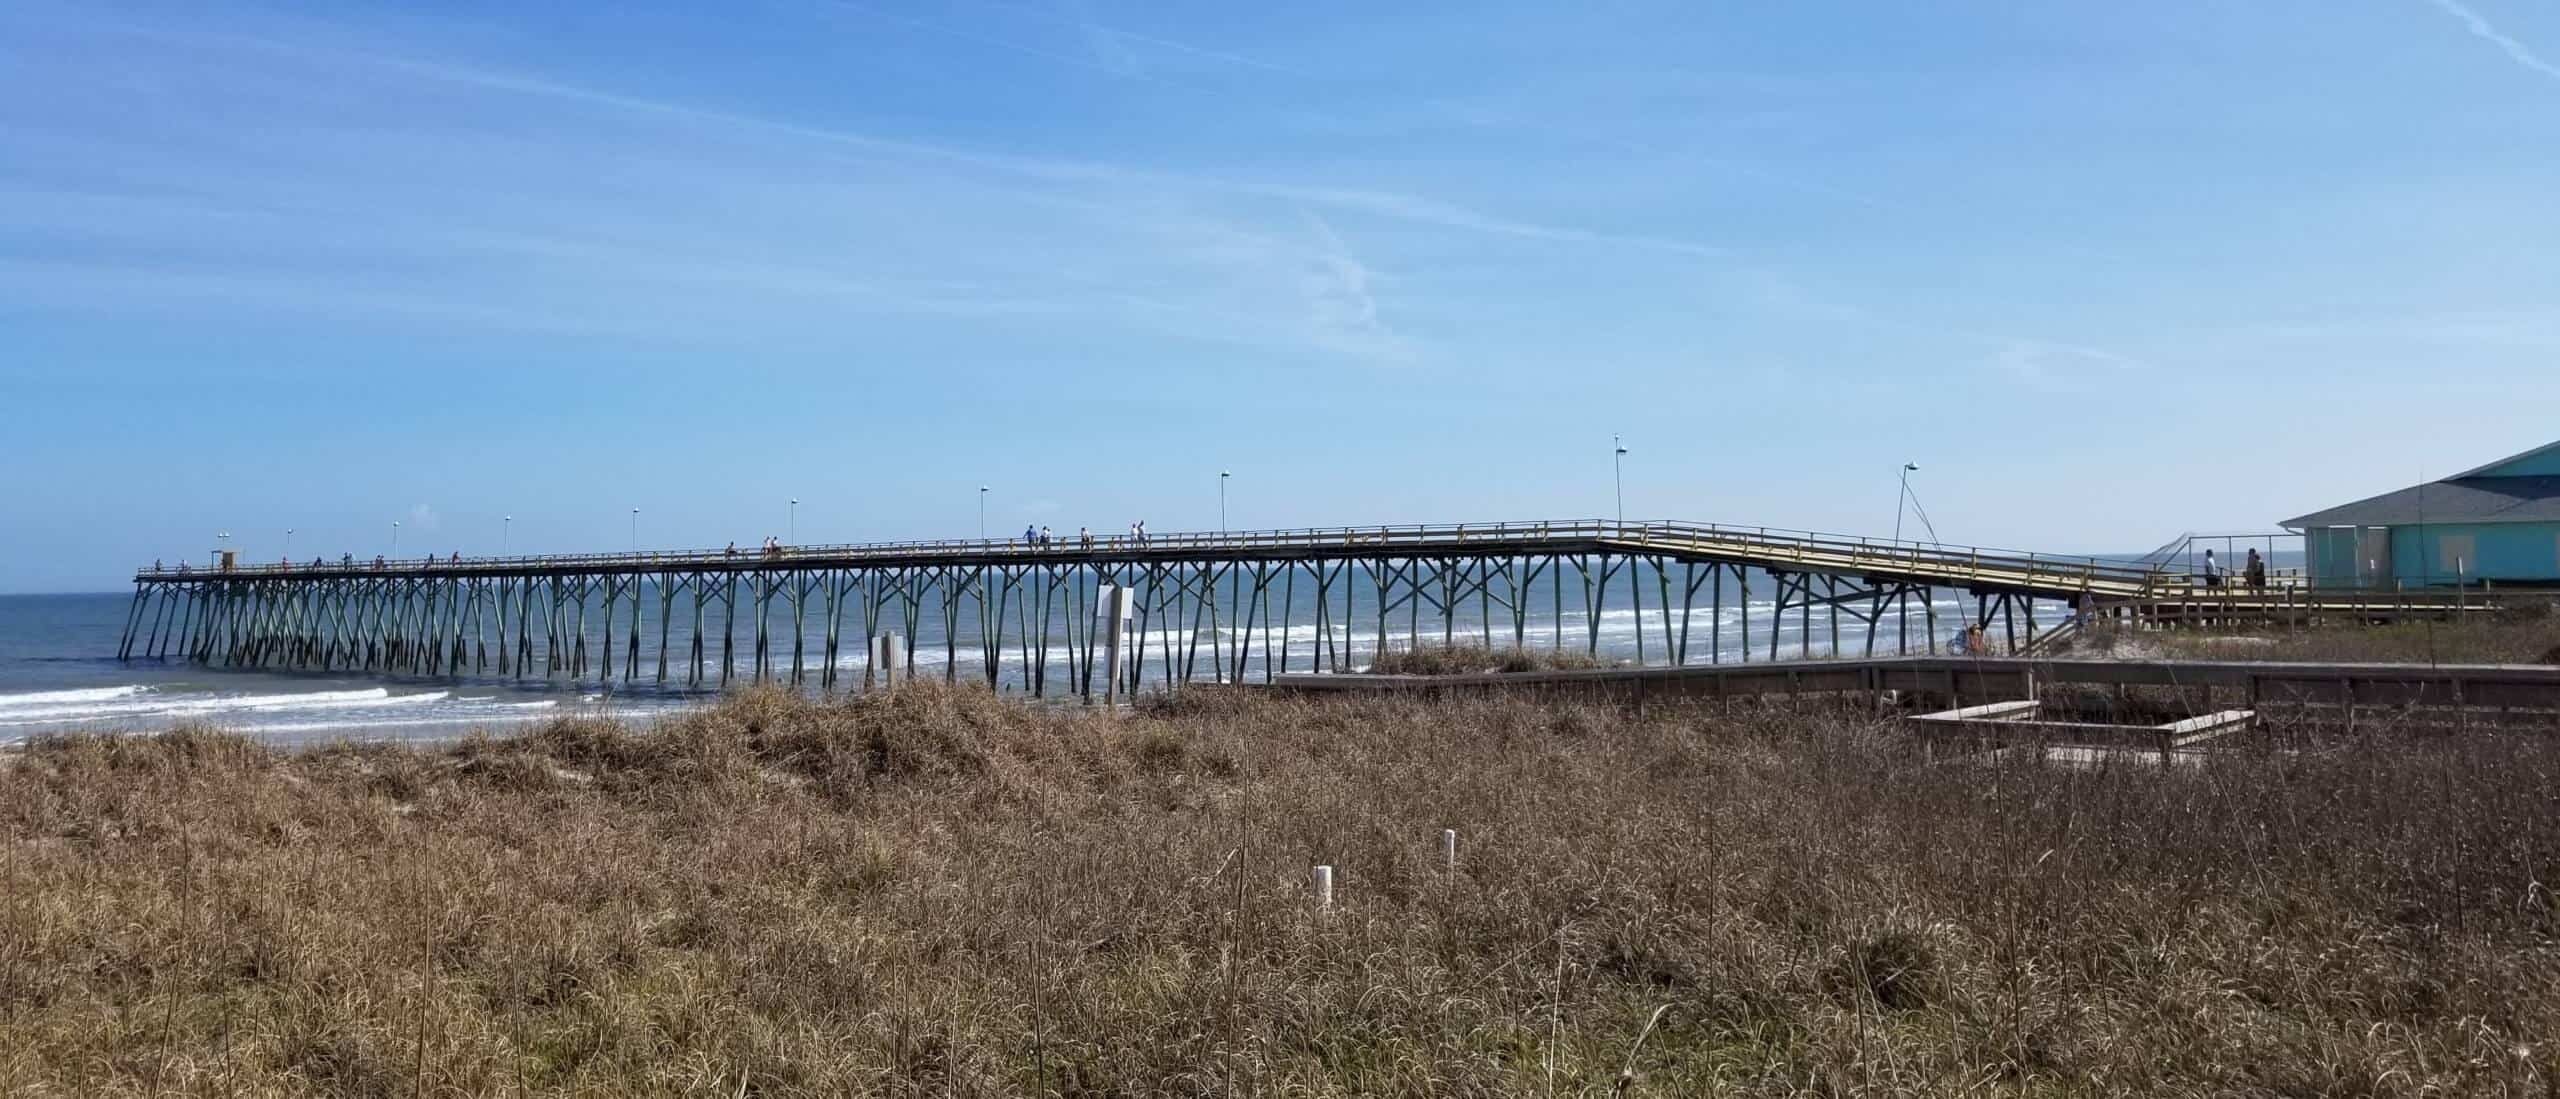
left=145, top=518, right=2176, bottom=598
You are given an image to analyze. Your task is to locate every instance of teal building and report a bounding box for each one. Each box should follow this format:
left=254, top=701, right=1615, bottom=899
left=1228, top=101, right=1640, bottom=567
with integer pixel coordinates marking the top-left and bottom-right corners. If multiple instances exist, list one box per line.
left=2283, top=440, right=2560, bottom=589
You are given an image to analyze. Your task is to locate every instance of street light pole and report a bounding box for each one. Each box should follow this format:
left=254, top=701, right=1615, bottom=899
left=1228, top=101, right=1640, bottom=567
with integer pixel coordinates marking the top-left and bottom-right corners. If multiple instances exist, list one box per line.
left=284, top=528, right=294, bottom=559
left=1219, top=471, right=1231, bottom=535
left=789, top=498, right=798, bottom=544
left=391, top=521, right=400, bottom=556
left=629, top=508, right=639, bottom=552
left=978, top=486, right=989, bottom=540
left=1895, top=463, right=1919, bottom=544
left=1612, top=436, right=1629, bottom=525
left=503, top=516, right=512, bottom=555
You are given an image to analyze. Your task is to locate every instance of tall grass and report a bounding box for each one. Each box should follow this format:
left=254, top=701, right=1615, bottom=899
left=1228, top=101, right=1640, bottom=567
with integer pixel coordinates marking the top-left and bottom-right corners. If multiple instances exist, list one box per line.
left=2142, top=600, right=2560, bottom=665
left=1, top=684, right=2554, bottom=1095
left=1363, top=643, right=1608, bottom=676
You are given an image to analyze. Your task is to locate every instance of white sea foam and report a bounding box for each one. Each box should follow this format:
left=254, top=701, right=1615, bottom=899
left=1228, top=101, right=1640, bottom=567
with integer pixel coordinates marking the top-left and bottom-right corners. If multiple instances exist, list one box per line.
left=0, top=684, right=150, bottom=709
left=0, top=687, right=452, bottom=727
left=218, top=704, right=653, bottom=738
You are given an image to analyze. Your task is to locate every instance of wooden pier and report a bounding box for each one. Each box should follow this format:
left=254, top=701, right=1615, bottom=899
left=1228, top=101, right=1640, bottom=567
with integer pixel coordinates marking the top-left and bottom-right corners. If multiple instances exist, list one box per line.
left=121, top=519, right=2497, bottom=697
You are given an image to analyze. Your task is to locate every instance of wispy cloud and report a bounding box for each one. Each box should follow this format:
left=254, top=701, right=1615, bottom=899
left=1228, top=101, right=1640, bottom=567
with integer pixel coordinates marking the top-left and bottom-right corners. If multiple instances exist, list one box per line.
left=1297, top=211, right=1400, bottom=359
left=1991, top=340, right=2143, bottom=391
left=100, top=19, right=1722, bottom=261
left=827, top=0, right=1172, bottom=86
left=0, top=11, right=1753, bottom=372
left=2421, top=0, right=2560, bottom=83
left=1029, top=0, right=1311, bottom=77
left=1240, top=182, right=1723, bottom=259
left=1729, top=269, right=2151, bottom=392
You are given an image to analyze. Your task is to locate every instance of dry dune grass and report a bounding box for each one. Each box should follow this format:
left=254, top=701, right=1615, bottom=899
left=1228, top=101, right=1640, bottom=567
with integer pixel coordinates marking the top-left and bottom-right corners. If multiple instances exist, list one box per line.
left=3, top=683, right=2557, bottom=1096
left=2141, top=600, right=2560, bottom=665
left=1363, top=644, right=1608, bottom=676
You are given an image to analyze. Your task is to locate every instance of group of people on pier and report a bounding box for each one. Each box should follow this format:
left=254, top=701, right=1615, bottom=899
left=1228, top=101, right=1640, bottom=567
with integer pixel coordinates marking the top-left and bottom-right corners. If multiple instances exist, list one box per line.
left=148, top=551, right=465, bottom=574
left=2199, top=547, right=2269, bottom=591
left=1013, top=523, right=1131, bottom=550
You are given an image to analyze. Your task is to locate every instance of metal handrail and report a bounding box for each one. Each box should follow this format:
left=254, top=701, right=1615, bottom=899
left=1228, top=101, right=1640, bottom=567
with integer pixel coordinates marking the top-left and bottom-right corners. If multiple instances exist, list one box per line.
left=138, top=518, right=2180, bottom=588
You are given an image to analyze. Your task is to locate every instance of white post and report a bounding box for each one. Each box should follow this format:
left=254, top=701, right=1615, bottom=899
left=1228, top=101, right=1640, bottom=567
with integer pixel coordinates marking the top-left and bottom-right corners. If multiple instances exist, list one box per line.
left=1440, top=829, right=1458, bottom=870
left=1312, top=865, right=1335, bottom=912
left=1100, top=583, right=1132, bottom=706
left=871, top=632, right=903, bottom=689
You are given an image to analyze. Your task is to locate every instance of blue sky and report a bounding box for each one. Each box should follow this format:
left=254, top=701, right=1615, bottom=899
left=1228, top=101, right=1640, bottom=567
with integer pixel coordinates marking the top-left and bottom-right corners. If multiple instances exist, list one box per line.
left=4, top=0, right=2557, bottom=592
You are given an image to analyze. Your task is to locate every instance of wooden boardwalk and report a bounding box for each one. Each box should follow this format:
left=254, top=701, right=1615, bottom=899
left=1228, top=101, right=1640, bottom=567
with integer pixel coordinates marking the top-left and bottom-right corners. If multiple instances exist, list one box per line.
left=1256, top=653, right=2560, bottom=713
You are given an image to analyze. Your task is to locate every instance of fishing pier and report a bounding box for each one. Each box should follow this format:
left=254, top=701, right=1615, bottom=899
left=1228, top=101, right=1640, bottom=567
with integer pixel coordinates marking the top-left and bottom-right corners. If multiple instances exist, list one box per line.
left=119, top=520, right=2488, bottom=698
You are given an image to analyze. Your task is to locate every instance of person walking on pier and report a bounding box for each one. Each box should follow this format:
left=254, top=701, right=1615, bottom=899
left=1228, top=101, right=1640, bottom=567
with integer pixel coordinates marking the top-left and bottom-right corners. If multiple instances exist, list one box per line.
left=1078, top=526, right=1093, bottom=550
left=2202, top=548, right=2222, bottom=589
left=1133, top=520, right=1148, bottom=546
left=1039, top=525, right=1053, bottom=548
left=2244, top=548, right=2266, bottom=591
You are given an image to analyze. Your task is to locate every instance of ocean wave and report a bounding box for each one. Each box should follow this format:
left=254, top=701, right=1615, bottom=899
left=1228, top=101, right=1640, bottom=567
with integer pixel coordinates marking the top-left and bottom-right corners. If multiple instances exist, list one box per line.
left=0, top=684, right=150, bottom=709
left=0, top=687, right=454, bottom=726
left=193, top=706, right=649, bottom=738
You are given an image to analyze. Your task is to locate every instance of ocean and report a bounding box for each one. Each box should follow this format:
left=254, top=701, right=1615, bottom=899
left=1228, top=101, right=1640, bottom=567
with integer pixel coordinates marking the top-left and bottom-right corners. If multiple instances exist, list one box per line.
left=0, top=592, right=706, bottom=746
left=3, top=565, right=2075, bottom=744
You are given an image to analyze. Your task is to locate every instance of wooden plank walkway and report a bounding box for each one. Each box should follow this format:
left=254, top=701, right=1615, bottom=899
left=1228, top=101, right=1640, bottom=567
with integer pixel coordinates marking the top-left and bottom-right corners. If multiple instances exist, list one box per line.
left=1255, top=654, right=2560, bottom=712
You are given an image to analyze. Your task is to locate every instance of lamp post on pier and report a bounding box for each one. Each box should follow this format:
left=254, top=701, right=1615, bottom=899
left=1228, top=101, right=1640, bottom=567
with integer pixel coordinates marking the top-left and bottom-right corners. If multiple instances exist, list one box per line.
left=215, top=531, right=230, bottom=569
left=502, top=516, right=512, bottom=555
left=978, top=486, right=989, bottom=541
left=1220, top=471, right=1231, bottom=536
left=390, top=521, right=400, bottom=556
left=629, top=508, right=639, bottom=553
left=789, top=498, right=798, bottom=544
left=1612, top=436, right=1629, bottom=525
left=284, top=528, right=294, bottom=560
left=1894, top=463, right=1919, bottom=544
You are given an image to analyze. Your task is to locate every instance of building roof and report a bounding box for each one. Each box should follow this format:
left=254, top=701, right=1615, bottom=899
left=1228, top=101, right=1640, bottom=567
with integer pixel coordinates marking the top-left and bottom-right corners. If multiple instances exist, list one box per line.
left=2451, top=438, right=2560, bottom=480
left=2283, top=476, right=2560, bottom=529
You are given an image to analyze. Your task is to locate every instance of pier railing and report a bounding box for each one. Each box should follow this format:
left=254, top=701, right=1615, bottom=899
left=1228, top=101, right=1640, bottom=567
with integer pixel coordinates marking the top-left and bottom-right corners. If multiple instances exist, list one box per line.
left=141, top=518, right=2175, bottom=591
left=140, top=519, right=2512, bottom=609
